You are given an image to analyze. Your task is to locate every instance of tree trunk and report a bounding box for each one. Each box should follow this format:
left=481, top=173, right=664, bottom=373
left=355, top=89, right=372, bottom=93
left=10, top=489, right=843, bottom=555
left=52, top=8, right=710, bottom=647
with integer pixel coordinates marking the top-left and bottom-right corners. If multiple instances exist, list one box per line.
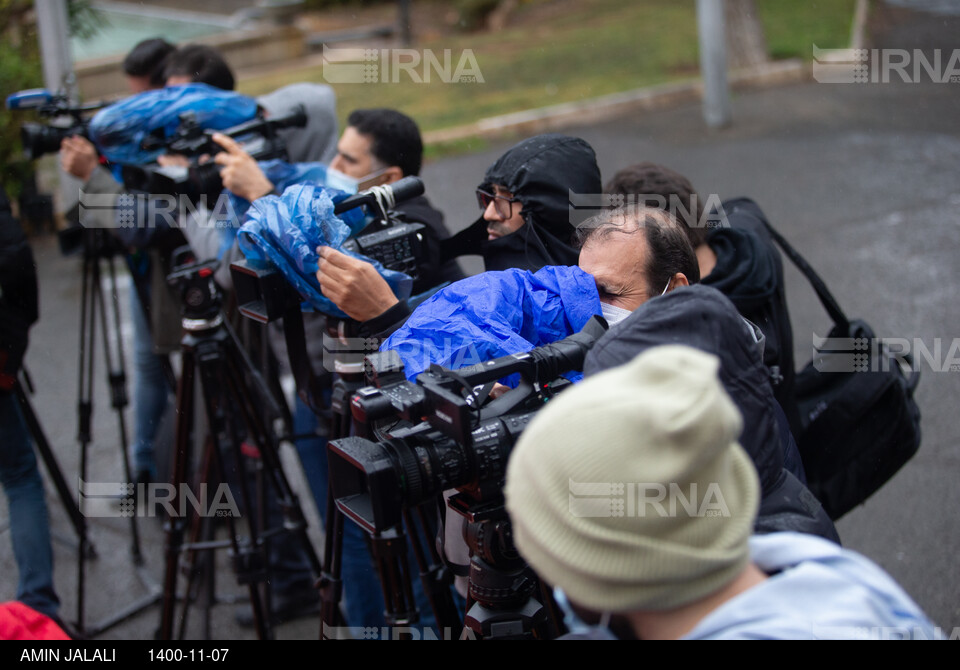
left=725, top=0, right=769, bottom=70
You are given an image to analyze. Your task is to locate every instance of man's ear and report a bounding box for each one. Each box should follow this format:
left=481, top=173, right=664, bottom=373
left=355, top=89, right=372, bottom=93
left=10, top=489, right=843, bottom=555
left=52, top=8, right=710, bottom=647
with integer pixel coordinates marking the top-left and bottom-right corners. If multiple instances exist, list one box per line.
left=382, top=166, right=405, bottom=185
left=673, top=272, right=690, bottom=288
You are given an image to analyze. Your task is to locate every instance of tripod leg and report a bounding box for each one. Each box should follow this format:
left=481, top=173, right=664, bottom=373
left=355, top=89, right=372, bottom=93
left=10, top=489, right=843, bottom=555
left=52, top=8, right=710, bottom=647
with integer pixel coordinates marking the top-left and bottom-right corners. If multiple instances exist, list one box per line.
left=159, top=344, right=196, bottom=640
left=203, top=357, right=271, bottom=640
left=223, top=341, right=322, bottom=577
left=404, top=505, right=462, bottom=632
left=369, top=526, right=418, bottom=629
left=14, top=381, right=91, bottom=554
left=318, top=498, right=347, bottom=638
left=95, top=256, right=141, bottom=564
left=175, top=435, right=218, bottom=640
left=74, top=252, right=98, bottom=634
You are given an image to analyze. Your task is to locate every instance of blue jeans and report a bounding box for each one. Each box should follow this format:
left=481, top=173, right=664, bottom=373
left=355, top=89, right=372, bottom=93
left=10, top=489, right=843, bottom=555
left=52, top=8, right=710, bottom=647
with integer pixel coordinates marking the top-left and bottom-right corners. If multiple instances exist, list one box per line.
left=130, top=283, right=170, bottom=480
left=0, top=392, right=60, bottom=618
left=294, top=395, right=444, bottom=632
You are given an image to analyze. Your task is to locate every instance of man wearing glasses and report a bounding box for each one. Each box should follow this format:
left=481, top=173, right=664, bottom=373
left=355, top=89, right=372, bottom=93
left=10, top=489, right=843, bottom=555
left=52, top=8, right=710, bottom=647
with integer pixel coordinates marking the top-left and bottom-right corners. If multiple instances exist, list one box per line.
left=307, top=132, right=602, bottom=338
left=444, top=133, right=603, bottom=272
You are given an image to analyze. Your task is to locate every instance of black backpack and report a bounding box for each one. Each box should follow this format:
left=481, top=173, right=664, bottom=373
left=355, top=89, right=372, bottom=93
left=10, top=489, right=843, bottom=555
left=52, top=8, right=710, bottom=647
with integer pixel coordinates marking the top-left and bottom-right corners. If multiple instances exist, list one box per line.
left=758, top=218, right=922, bottom=520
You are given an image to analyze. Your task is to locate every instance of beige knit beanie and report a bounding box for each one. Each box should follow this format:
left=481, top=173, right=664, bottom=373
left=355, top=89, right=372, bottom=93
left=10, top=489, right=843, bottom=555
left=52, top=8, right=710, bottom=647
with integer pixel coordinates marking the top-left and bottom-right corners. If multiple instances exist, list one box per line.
left=504, top=345, right=760, bottom=613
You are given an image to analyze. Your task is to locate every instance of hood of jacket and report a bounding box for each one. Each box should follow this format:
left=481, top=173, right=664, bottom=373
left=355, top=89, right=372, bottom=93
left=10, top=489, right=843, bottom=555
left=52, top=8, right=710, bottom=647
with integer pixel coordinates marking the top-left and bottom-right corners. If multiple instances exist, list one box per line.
left=442, top=134, right=601, bottom=272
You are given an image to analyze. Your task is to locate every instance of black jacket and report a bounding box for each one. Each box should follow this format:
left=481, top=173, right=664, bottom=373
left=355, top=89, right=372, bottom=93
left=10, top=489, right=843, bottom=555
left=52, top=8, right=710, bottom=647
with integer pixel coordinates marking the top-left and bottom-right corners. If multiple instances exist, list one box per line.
left=0, top=188, right=39, bottom=392
left=392, top=194, right=465, bottom=291
left=583, top=285, right=839, bottom=543
left=705, top=197, right=801, bottom=439
left=441, top=134, right=602, bottom=272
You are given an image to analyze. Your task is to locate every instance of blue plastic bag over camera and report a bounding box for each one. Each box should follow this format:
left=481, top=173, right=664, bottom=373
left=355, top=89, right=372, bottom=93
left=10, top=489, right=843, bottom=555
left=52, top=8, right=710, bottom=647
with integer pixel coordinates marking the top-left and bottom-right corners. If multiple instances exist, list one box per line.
left=222, top=159, right=337, bottom=227
left=236, top=182, right=411, bottom=320
left=88, top=83, right=259, bottom=166
left=216, top=159, right=348, bottom=254
left=380, top=265, right=602, bottom=383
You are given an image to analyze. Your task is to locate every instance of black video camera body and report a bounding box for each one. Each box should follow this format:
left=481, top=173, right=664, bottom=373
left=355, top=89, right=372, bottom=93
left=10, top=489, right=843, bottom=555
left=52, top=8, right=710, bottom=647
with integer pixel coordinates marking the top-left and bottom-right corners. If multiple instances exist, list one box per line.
left=326, top=315, right=609, bottom=535
left=5, top=89, right=107, bottom=160
left=120, top=106, right=308, bottom=206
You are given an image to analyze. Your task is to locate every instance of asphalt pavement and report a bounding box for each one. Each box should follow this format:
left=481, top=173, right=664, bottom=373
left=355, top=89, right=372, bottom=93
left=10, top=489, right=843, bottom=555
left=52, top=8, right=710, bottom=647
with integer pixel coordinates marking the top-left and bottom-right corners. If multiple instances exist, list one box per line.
left=1, top=3, right=958, bottom=641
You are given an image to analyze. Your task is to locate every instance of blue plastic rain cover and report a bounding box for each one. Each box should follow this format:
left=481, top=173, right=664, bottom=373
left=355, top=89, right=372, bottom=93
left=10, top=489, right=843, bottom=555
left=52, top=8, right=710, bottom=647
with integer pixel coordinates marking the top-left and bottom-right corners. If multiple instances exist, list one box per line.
left=88, top=83, right=259, bottom=166
left=380, top=265, right=601, bottom=382
left=236, top=183, right=411, bottom=319
left=222, top=160, right=332, bottom=226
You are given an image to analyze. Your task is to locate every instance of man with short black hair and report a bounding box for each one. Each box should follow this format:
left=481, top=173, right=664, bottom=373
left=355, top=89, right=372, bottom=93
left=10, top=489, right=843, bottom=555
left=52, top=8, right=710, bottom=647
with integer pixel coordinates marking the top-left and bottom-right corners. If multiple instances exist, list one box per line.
left=122, top=37, right=176, bottom=93
left=332, top=108, right=423, bottom=185
left=163, top=43, right=236, bottom=91
left=218, top=107, right=462, bottom=333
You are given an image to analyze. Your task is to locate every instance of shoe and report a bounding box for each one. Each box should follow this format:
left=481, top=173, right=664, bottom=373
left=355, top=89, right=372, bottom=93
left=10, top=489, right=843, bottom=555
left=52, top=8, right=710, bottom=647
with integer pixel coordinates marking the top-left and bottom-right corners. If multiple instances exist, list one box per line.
left=234, top=588, right=322, bottom=628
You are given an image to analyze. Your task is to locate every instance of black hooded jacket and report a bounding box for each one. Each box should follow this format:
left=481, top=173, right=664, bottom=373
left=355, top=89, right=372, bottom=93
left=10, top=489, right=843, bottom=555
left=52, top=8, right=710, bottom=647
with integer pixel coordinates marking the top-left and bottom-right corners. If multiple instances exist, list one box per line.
left=705, top=197, right=801, bottom=439
left=583, top=285, right=839, bottom=543
left=441, top=133, right=602, bottom=272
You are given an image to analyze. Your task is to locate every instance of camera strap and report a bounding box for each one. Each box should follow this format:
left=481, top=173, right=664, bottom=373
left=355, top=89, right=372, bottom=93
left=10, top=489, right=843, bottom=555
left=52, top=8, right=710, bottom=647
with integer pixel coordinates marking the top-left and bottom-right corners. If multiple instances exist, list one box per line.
left=281, top=304, right=328, bottom=417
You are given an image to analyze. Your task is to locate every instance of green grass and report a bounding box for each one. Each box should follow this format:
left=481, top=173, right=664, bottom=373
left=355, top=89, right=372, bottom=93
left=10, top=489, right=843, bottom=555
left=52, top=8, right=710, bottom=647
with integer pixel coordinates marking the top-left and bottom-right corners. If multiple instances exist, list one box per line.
left=239, top=0, right=856, bottom=150
left=757, top=0, right=856, bottom=60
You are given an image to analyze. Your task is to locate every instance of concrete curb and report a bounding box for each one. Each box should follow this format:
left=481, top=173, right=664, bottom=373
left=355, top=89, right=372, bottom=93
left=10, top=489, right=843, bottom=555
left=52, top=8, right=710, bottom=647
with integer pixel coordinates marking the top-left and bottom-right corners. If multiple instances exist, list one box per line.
left=423, top=58, right=809, bottom=145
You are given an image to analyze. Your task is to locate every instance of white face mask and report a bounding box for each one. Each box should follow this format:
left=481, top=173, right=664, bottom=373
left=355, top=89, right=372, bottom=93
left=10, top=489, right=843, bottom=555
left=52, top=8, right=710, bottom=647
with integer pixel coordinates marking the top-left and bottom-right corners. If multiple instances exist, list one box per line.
left=324, top=167, right=359, bottom=195
left=600, top=302, right=633, bottom=326
left=599, top=278, right=673, bottom=326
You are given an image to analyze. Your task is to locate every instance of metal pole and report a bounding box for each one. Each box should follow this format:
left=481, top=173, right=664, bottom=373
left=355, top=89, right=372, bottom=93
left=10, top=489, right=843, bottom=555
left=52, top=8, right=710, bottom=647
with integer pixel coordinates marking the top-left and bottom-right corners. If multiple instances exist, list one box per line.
left=35, top=0, right=82, bottom=218
left=398, top=0, right=412, bottom=47
left=697, top=0, right=732, bottom=128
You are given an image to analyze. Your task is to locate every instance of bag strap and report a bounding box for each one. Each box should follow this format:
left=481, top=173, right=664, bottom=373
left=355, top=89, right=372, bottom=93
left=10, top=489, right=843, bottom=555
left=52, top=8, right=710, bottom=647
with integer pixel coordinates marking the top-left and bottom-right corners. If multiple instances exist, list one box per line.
left=759, top=220, right=850, bottom=332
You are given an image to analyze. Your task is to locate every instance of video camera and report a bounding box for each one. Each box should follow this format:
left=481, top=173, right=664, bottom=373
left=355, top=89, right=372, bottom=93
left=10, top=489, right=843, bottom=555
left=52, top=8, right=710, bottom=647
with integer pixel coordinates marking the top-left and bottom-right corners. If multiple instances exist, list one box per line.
left=120, top=105, right=308, bottom=205
left=326, top=315, right=609, bottom=535
left=6, top=89, right=108, bottom=160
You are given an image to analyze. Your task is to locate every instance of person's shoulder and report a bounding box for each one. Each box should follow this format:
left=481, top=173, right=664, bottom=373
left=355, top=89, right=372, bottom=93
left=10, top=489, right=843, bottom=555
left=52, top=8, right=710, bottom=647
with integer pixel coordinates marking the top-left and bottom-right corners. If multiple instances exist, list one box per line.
left=393, top=194, right=446, bottom=231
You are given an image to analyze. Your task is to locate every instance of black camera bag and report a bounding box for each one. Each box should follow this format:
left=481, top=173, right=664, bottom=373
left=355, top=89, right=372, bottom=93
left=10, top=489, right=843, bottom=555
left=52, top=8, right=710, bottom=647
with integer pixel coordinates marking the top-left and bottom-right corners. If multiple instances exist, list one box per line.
left=761, top=221, right=922, bottom=521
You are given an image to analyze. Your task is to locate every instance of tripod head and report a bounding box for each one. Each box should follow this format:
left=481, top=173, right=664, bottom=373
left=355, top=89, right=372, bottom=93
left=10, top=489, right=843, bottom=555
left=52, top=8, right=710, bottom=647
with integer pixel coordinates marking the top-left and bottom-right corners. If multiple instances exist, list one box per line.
left=166, top=246, right=223, bottom=328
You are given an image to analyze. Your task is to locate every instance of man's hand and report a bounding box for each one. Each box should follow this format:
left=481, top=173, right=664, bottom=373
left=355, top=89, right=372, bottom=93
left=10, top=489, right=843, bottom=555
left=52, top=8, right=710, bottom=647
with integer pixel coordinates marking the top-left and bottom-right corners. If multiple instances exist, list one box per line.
left=211, top=132, right=275, bottom=202
left=316, top=246, right=400, bottom=322
left=59, top=135, right=99, bottom=182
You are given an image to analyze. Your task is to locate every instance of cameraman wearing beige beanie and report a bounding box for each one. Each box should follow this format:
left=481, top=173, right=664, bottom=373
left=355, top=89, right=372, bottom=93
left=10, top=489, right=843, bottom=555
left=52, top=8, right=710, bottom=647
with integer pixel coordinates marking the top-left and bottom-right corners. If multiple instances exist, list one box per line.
left=504, top=345, right=941, bottom=640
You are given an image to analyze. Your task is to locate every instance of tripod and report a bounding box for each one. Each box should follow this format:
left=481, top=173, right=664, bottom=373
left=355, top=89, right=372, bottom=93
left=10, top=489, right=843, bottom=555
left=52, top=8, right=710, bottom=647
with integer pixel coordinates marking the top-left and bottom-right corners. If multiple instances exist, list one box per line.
left=72, top=227, right=161, bottom=636
left=159, top=259, right=321, bottom=640
left=317, top=334, right=462, bottom=640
